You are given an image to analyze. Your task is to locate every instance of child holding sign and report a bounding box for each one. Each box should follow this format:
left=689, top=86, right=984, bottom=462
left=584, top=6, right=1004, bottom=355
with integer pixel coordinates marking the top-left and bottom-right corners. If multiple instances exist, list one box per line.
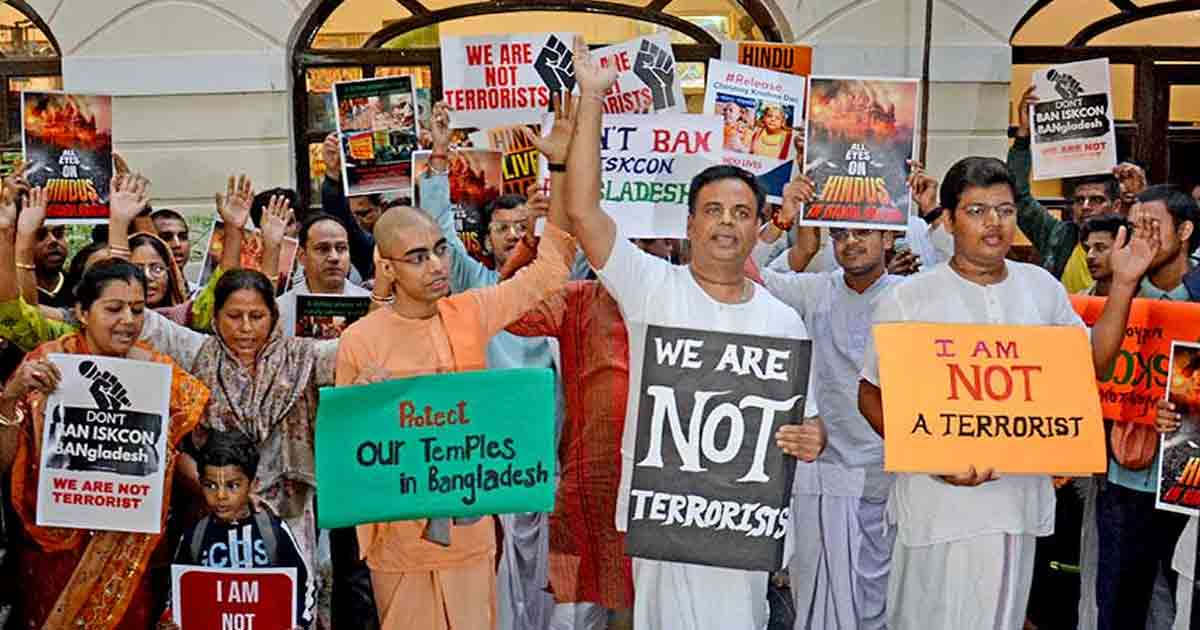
left=161, top=431, right=314, bottom=629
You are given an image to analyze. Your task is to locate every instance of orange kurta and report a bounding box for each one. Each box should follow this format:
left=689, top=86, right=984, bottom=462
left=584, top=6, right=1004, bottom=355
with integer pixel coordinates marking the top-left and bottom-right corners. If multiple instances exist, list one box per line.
left=334, top=223, right=573, bottom=629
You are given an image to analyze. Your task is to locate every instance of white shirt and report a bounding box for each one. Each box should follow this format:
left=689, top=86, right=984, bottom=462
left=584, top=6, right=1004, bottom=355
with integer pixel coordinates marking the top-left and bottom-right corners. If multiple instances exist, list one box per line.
left=597, top=236, right=820, bottom=533
left=860, top=260, right=1084, bottom=547
left=278, top=275, right=370, bottom=337
left=762, top=268, right=904, bottom=499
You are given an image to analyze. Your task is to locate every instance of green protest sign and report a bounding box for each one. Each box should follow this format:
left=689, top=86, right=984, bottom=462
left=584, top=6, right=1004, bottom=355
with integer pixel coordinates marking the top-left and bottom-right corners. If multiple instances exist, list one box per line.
left=315, top=368, right=556, bottom=528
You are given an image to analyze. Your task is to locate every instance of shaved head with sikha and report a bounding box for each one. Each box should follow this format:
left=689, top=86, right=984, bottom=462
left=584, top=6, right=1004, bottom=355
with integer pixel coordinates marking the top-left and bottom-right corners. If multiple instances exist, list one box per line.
left=374, top=206, right=452, bottom=316
left=374, top=206, right=439, bottom=257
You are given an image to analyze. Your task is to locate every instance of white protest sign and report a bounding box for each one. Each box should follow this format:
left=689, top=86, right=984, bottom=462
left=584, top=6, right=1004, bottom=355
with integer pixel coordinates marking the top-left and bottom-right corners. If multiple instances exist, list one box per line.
left=440, top=32, right=578, bottom=128
left=1031, top=58, right=1118, bottom=180
left=37, top=354, right=172, bottom=534
left=537, top=112, right=721, bottom=238
left=592, top=35, right=685, bottom=115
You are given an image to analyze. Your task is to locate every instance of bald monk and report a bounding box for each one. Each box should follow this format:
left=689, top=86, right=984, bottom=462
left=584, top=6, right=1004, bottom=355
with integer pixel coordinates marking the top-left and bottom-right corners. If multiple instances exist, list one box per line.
left=335, top=163, right=576, bottom=629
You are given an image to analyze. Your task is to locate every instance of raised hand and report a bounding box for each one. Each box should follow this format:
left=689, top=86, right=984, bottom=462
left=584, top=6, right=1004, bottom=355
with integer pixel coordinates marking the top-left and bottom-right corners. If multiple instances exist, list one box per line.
left=779, top=175, right=815, bottom=226
left=906, top=160, right=939, bottom=216
left=526, top=182, right=550, bottom=218
left=17, top=187, right=47, bottom=237
left=571, top=36, right=617, bottom=97
left=260, top=193, right=293, bottom=250
left=429, top=101, right=452, bottom=163
left=113, top=153, right=131, bottom=178
left=633, top=38, right=676, bottom=110
left=1110, top=206, right=1161, bottom=287
left=534, top=34, right=576, bottom=94
left=523, top=92, right=578, bottom=164
left=321, top=132, right=341, bottom=181
left=1016, top=86, right=1038, bottom=139
left=109, top=173, right=151, bottom=225
left=216, top=175, right=254, bottom=229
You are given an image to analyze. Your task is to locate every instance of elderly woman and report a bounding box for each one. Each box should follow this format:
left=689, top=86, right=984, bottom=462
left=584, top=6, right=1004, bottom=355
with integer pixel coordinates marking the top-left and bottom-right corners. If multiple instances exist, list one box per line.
left=0, top=189, right=210, bottom=628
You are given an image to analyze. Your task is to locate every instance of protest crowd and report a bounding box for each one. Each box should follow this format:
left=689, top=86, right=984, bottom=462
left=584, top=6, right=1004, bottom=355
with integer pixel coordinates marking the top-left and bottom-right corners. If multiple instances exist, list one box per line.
left=2, top=22, right=1200, bottom=630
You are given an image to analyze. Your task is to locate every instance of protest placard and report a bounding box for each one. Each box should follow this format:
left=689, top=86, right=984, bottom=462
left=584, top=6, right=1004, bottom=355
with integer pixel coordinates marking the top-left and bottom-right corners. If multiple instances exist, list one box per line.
left=333, top=75, right=419, bottom=197
left=1070, top=295, right=1200, bottom=425
left=22, top=92, right=112, bottom=224
left=440, top=32, right=577, bottom=128
left=1030, top=58, right=1117, bottom=180
left=537, top=112, right=720, bottom=238
left=622, top=325, right=812, bottom=571
left=195, top=220, right=299, bottom=290
left=290, top=293, right=370, bottom=340
left=704, top=60, right=805, bottom=203
left=1157, top=341, right=1200, bottom=516
left=314, top=368, right=556, bottom=528
left=484, top=124, right=541, bottom=196
left=171, top=565, right=296, bottom=630
left=413, top=148, right=503, bottom=268
left=591, top=35, right=684, bottom=115
left=36, top=354, right=171, bottom=533
left=802, top=76, right=918, bottom=230
left=720, top=41, right=813, bottom=77
left=874, top=322, right=1106, bottom=474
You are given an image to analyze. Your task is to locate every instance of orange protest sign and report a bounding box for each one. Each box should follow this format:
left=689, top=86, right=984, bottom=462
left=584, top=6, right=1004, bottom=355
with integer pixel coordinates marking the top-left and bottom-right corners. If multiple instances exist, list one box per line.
left=1070, top=296, right=1200, bottom=425
left=876, top=322, right=1106, bottom=474
left=721, top=42, right=812, bottom=77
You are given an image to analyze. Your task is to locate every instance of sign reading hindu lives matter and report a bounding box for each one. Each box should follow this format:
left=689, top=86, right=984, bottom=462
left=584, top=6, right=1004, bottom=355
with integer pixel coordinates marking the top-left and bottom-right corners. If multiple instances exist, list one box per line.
left=36, top=354, right=172, bottom=533
left=624, top=325, right=812, bottom=571
left=291, top=293, right=370, bottom=340
left=537, top=112, right=720, bottom=238
left=333, top=75, right=420, bottom=197
left=22, top=92, right=113, bottom=224
left=874, top=323, right=1106, bottom=474
left=1031, top=58, right=1117, bottom=181
left=413, top=148, right=503, bottom=268
left=1157, top=342, right=1200, bottom=516
left=171, top=565, right=296, bottom=630
left=704, top=60, right=805, bottom=204
left=440, top=33, right=577, bottom=128
left=802, top=77, right=918, bottom=230
left=591, top=35, right=684, bottom=115
left=1070, top=296, right=1200, bottom=425
left=314, top=368, right=556, bottom=528
left=720, top=41, right=813, bottom=77
left=482, top=124, right=541, bottom=196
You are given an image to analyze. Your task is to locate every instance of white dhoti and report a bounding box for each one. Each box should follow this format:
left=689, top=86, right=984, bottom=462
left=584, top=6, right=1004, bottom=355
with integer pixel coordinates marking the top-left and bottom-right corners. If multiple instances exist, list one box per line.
left=498, top=512, right=554, bottom=630
left=631, top=558, right=768, bottom=630
left=887, top=533, right=1036, bottom=630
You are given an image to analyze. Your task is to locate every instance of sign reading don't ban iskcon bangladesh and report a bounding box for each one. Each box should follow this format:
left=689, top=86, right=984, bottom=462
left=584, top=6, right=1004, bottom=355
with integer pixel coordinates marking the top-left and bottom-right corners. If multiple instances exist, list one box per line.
left=315, top=368, right=556, bottom=528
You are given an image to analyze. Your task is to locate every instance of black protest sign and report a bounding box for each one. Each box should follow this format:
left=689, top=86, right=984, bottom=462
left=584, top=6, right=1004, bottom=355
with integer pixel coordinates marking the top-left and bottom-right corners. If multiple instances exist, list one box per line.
left=625, top=325, right=812, bottom=570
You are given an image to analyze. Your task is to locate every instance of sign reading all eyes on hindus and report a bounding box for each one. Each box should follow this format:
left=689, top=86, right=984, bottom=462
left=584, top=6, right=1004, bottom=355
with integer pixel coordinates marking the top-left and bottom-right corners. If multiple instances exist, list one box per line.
left=875, top=323, right=1106, bottom=474
left=314, top=368, right=556, bottom=528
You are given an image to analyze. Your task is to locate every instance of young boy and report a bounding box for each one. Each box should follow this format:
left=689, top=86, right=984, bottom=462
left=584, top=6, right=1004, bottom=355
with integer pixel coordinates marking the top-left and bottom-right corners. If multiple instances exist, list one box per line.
left=161, top=431, right=315, bottom=629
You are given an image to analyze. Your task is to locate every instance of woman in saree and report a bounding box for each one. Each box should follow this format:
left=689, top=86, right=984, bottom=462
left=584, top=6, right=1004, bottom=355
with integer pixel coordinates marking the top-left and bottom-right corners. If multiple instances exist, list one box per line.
left=0, top=195, right=210, bottom=627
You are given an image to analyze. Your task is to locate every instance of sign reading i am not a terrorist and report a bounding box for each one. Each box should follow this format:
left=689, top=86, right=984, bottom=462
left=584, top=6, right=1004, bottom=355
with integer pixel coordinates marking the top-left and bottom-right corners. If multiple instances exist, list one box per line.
left=624, top=325, right=812, bottom=571
left=874, top=323, right=1106, bottom=475
left=171, top=565, right=296, bottom=630
left=314, top=368, right=556, bottom=529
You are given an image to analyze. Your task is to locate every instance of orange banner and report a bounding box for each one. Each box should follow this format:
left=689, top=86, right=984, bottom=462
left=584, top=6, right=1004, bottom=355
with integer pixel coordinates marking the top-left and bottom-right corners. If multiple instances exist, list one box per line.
left=1070, top=296, right=1200, bottom=425
left=725, top=42, right=812, bottom=77
left=876, top=322, right=1106, bottom=474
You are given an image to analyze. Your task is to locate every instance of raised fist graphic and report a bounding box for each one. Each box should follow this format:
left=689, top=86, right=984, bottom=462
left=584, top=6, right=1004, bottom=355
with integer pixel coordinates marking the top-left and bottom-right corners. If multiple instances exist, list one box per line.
left=534, top=35, right=576, bottom=94
left=633, top=39, right=677, bottom=110
left=79, top=360, right=131, bottom=411
left=1046, top=69, right=1083, bottom=100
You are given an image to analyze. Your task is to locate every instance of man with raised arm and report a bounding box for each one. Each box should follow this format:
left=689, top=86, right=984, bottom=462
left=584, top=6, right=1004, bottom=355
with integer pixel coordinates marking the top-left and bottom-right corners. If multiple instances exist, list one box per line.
left=563, top=37, right=825, bottom=630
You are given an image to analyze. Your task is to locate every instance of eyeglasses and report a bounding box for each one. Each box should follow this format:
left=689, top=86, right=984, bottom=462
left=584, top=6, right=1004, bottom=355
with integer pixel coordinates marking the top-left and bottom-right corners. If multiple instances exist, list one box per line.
left=960, top=203, right=1018, bottom=220
left=382, top=241, right=451, bottom=266
left=135, top=263, right=168, bottom=278
left=829, top=228, right=875, bottom=242
left=489, top=221, right=528, bottom=236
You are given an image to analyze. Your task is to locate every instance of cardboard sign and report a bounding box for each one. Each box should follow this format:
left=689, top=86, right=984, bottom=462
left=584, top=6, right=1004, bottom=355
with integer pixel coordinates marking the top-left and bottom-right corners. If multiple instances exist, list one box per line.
left=1031, top=58, right=1117, bottom=181
left=37, top=354, right=171, bottom=533
left=802, top=76, right=918, bottom=230
left=291, top=293, right=370, bottom=340
left=1158, top=341, right=1200, bottom=516
left=314, top=368, right=556, bottom=528
left=703, top=60, right=805, bottom=204
left=171, top=565, right=296, bottom=630
left=440, top=32, right=578, bottom=128
left=21, top=92, right=113, bottom=224
left=537, top=112, right=720, bottom=238
left=333, top=75, right=419, bottom=197
left=592, top=35, right=685, bottom=115
left=624, top=325, right=812, bottom=571
left=875, top=323, right=1106, bottom=474
left=413, top=148, right=503, bottom=268
left=195, top=220, right=299, bottom=290
left=1070, top=296, right=1200, bottom=425
left=720, top=41, right=812, bottom=77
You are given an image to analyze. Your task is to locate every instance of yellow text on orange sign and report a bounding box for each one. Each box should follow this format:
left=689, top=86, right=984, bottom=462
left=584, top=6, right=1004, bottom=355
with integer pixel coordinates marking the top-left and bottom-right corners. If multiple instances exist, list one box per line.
left=875, top=322, right=1106, bottom=475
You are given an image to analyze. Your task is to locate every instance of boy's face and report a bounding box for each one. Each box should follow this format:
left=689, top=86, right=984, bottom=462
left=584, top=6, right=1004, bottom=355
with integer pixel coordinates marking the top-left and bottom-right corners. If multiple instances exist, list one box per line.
left=1083, top=231, right=1117, bottom=281
left=201, top=464, right=253, bottom=523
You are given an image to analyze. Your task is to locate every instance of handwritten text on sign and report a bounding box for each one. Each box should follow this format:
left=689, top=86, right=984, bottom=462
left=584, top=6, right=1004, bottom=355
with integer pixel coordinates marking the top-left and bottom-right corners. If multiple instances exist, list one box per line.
left=875, top=322, right=1105, bottom=474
